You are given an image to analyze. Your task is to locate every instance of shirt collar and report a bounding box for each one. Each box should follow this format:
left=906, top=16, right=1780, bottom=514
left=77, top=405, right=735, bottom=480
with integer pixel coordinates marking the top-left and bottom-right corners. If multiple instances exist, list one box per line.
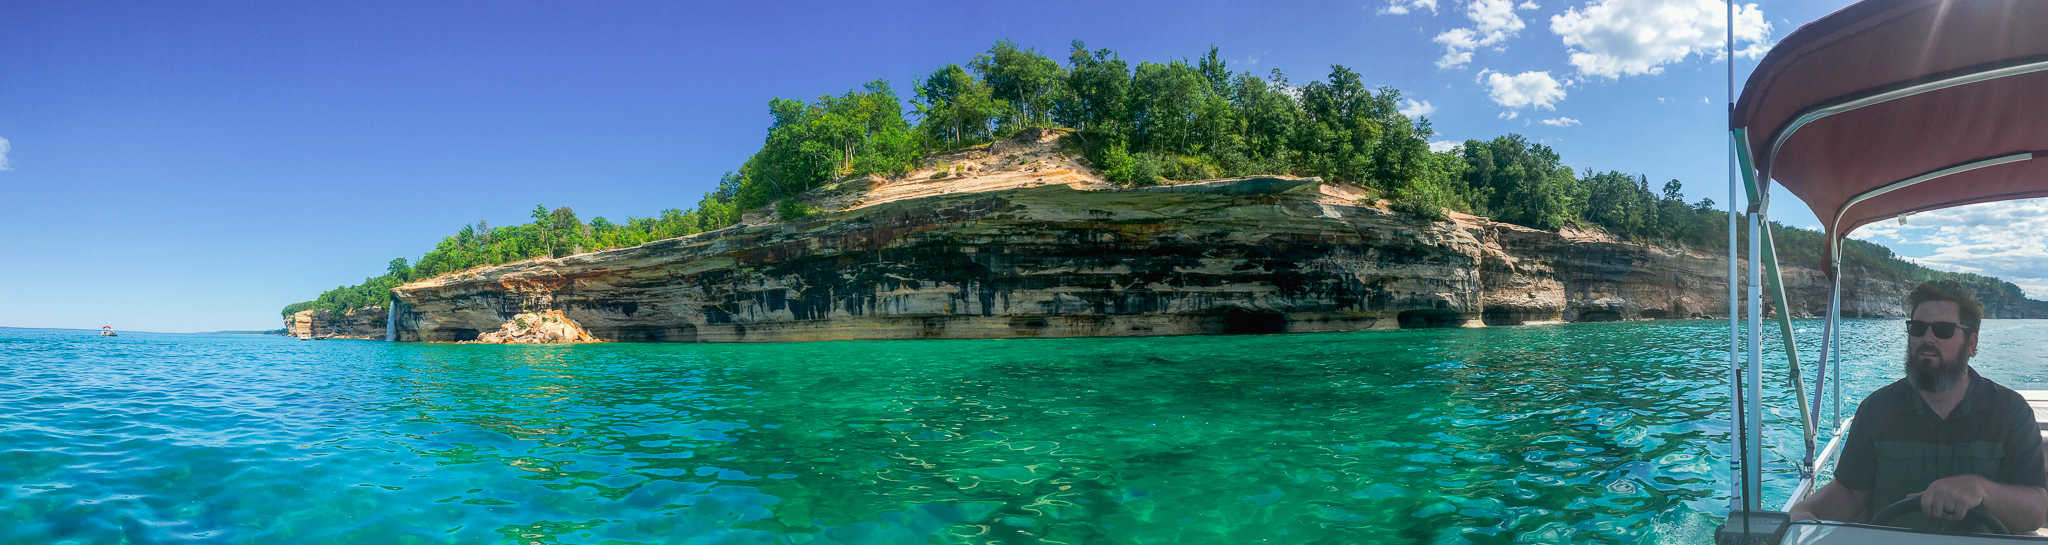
left=1907, top=368, right=1986, bottom=419
left=1953, top=368, right=1989, bottom=417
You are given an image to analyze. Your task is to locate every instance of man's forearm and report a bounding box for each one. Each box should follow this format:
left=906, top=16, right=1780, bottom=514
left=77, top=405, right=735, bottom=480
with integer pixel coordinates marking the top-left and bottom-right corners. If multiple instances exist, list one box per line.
left=1980, top=480, right=2048, bottom=532
left=1792, top=483, right=1866, bottom=522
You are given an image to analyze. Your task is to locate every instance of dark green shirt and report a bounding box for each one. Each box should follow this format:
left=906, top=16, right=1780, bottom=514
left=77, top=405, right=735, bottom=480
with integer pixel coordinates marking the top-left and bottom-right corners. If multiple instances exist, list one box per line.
left=1834, top=370, right=2047, bottom=527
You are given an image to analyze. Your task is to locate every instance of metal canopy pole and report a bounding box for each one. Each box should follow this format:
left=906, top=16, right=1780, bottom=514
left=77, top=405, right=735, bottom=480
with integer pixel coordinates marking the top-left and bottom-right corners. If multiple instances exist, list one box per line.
left=1813, top=258, right=1839, bottom=447
left=1726, top=129, right=1747, bottom=515
left=1832, top=239, right=1843, bottom=429
left=1826, top=253, right=1843, bottom=432
left=1724, top=3, right=1749, bottom=519
left=1734, top=128, right=1817, bottom=489
left=1739, top=141, right=1766, bottom=512
left=1756, top=219, right=1816, bottom=470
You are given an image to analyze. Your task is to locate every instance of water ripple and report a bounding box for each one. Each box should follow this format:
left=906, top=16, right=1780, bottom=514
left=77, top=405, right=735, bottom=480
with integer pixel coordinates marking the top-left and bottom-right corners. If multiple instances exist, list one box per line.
left=2, top=321, right=2043, bottom=543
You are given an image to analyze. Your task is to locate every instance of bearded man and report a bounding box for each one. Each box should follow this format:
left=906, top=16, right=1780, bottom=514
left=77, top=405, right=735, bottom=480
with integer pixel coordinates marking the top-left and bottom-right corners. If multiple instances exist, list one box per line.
left=1788, top=280, right=2048, bottom=532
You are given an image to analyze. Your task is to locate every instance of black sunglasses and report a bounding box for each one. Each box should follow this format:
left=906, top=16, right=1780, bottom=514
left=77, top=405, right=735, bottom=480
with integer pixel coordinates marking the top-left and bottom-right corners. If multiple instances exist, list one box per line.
left=1905, top=320, right=1973, bottom=339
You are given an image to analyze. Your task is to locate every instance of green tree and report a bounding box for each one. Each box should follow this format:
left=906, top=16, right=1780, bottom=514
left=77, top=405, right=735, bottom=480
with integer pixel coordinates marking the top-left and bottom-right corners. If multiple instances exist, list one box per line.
left=386, top=257, right=412, bottom=282
left=1197, top=46, right=1231, bottom=96
left=970, top=40, right=1064, bottom=131
left=1462, top=135, right=1581, bottom=230
left=1582, top=170, right=1654, bottom=238
left=915, top=65, right=1004, bottom=149
left=1129, top=60, right=1208, bottom=155
left=1055, top=40, right=1131, bottom=149
left=1230, top=70, right=1300, bottom=173
left=546, top=206, right=583, bottom=257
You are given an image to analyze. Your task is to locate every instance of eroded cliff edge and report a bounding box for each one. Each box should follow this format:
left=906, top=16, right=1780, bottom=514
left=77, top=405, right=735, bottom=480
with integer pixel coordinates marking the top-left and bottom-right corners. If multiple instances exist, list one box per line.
left=382, top=172, right=1994, bottom=343
left=286, top=307, right=386, bottom=340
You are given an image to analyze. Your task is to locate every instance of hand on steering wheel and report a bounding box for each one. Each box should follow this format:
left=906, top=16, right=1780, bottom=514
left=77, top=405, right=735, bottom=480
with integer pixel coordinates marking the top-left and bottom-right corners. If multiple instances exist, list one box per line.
left=1869, top=495, right=2009, bottom=535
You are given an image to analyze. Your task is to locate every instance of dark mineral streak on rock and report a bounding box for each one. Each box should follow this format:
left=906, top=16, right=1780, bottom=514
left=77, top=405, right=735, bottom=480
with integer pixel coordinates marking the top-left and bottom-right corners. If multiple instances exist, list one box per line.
left=371, top=176, right=2039, bottom=344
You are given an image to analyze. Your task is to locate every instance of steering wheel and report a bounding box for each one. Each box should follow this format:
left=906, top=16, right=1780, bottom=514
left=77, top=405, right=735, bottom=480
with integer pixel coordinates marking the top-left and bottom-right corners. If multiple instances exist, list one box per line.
left=1868, top=496, right=2009, bottom=535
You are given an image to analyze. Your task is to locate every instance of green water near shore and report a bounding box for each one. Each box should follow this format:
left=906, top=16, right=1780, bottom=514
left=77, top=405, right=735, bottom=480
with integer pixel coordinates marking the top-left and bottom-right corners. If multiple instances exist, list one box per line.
left=5, top=320, right=2047, bottom=544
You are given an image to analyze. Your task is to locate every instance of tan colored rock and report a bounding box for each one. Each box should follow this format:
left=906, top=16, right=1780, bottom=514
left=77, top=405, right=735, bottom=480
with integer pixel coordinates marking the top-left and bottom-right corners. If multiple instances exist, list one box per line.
left=285, top=307, right=386, bottom=340
left=368, top=132, right=2039, bottom=343
left=469, top=310, right=597, bottom=344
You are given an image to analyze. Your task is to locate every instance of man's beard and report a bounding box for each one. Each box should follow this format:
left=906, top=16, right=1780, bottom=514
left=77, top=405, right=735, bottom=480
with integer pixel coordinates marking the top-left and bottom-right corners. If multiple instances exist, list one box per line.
left=1906, top=343, right=1970, bottom=392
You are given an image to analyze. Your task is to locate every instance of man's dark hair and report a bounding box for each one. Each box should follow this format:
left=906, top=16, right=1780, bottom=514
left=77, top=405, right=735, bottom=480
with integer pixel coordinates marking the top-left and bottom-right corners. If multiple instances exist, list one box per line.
left=1905, top=280, right=1984, bottom=330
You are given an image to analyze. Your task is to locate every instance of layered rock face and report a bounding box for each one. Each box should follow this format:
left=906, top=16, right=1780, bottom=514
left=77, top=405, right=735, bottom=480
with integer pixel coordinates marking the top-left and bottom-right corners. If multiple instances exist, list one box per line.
left=285, top=307, right=387, bottom=340
left=395, top=178, right=1470, bottom=341
left=1473, top=223, right=1929, bottom=323
left=387, top=174, right=2024, bottom=343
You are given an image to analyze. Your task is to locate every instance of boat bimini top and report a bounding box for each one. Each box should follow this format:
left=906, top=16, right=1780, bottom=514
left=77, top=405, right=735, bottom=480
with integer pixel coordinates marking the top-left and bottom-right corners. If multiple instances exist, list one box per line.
left=1718, top=0, right=2048, bottom=543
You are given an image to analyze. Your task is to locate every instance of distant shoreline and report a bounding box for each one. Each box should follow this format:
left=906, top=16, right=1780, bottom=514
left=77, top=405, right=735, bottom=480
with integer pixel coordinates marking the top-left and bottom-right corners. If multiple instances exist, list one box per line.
left=0, top=326, right=289, bottom=335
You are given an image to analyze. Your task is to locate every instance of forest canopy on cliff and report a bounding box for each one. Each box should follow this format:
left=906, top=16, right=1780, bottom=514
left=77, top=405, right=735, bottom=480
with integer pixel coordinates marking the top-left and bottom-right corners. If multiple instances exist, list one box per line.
left=283, top=41, right=2042, bottom=318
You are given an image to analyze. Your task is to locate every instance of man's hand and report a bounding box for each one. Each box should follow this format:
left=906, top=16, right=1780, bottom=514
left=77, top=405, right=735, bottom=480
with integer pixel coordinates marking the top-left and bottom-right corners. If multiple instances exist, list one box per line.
left=1914, top=475, right=1991, bottom=520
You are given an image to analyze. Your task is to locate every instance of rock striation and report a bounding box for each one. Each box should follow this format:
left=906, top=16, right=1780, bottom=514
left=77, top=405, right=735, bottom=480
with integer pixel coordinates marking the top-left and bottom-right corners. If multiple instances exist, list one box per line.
left=361, top=132, right=2044, bottom=343
left=383, top=174, right=2040, bottom=343
left=285, top=307, right=387, bottom=340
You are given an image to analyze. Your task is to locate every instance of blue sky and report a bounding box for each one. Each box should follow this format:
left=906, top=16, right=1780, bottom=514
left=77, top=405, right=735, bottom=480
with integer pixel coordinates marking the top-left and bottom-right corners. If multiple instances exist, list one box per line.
left=5, top=0, right=2034, bottom=332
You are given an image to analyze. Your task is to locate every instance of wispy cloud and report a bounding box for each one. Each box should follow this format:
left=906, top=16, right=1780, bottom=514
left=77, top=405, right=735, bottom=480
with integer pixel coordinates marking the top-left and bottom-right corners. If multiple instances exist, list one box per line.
left=0, top=136, right=10, bottom=171
left=1539, top=116, right=1581, bottom=127
left=1429, top=140, right=1461, bottom=152
left=1378, top=0, right=1439, bottom=15
left=1849, top=199, right=2048, bottom=298
left=1550, top=0, right=1773, bottom=79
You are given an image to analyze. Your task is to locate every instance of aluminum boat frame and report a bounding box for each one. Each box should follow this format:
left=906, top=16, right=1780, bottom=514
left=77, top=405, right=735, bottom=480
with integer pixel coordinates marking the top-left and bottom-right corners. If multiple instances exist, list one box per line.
left=1715, top=1, right=2048, bottom=543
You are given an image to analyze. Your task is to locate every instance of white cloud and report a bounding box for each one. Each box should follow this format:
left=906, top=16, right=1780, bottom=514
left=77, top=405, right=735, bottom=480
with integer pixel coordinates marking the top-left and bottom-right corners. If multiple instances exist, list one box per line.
left=1399, top=98, right=1436, bottom=118
left=1518, top=1, right=1540, bottom=9
left=1497, top=111, right=1519, bottom=120
left=1550, top=0, right=1773, bottom=79
left=1657, top=96, right=1668, bottom=104
left=1429, top=140, right=1461, bottom=152
left=1433, top=29, right=1480, bottom=69
left=1848, top=199, right=2048, bottom=298
left=1380, top=0, right=1439, bottom=15
left=1702, top=96, right=1712, bottom=104
left=1539, top=116, right=1581, bottom=126
left=1433, top=0, right=1540, bottom=69
left=0, top=137, right=10, bottom=171
left=1481, top=69, right=1567, bottom=109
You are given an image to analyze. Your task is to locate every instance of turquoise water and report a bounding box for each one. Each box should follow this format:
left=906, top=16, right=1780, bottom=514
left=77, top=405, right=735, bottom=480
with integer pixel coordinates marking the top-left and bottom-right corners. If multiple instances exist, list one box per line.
left=5, top=321, right=2047, bottom=544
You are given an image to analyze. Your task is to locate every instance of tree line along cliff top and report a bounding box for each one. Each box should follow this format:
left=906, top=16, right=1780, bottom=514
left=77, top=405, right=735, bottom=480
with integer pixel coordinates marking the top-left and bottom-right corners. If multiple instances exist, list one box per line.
left=282, top=40, right=2044, bottom=318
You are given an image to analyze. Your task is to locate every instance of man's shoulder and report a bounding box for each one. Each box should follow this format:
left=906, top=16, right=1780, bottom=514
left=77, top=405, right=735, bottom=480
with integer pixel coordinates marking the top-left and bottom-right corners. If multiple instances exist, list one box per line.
left=1858, top=378, right=1919, bottom=415
left=1973, top=373, right=2035, bottom=417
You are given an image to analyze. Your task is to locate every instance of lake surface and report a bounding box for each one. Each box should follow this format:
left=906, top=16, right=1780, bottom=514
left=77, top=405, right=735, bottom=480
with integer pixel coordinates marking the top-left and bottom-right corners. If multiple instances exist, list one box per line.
left=5, top=320, right=2047, bottom=544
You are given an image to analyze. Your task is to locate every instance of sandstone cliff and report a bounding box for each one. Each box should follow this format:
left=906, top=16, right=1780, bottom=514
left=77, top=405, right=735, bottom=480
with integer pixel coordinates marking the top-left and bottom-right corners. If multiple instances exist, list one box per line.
left=285, top=307, right=386, bottom=340
left=374, top=133, right=2041, bottom=343
left=383, top=184, right=2000, bottom=343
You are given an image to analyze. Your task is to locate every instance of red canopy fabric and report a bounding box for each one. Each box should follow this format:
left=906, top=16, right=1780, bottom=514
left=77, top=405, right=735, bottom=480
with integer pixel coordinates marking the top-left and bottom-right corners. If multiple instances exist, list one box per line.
left=1732, top=0, right=2048, bottom=275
